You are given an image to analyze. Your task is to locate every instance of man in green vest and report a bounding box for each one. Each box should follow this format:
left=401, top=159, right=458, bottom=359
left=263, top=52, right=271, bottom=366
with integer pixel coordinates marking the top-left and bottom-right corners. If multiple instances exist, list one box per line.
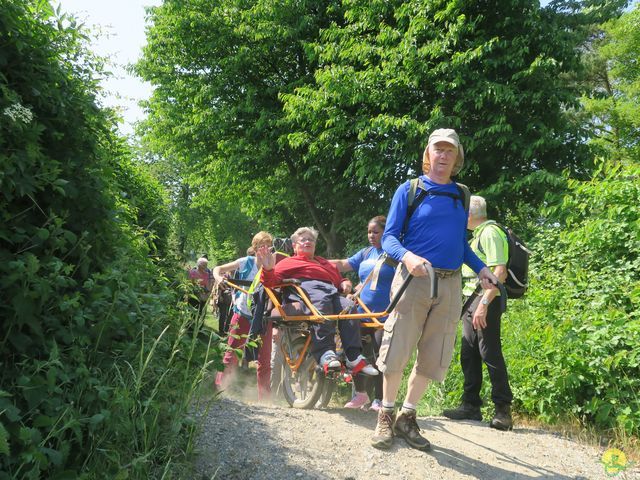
left=443, top=195, right=513, bottom=430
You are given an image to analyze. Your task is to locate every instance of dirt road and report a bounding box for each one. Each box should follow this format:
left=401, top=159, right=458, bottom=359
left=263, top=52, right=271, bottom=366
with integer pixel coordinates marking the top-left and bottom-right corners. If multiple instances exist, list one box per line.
left=195, top=395, right=638, bottom=480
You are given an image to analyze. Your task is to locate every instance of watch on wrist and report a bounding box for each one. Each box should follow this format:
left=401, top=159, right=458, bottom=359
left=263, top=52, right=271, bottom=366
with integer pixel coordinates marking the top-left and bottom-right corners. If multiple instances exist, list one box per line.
left=481, top=297, right=490, bottom=306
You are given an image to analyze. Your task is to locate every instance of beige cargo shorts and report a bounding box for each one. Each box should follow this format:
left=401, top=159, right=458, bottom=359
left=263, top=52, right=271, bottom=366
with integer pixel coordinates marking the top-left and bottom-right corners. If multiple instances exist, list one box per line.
left=376, top=265, right=462, bottom=382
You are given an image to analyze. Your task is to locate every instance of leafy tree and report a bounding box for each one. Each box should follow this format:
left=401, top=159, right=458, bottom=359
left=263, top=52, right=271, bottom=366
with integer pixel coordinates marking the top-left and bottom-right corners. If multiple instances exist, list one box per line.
left=283, top=0, right=628, bottom=200
left=138, top=0, right=625, bottom=256
left=136, top=0, right=359, bottom=255
left=580, top=2, right=640, bottom=162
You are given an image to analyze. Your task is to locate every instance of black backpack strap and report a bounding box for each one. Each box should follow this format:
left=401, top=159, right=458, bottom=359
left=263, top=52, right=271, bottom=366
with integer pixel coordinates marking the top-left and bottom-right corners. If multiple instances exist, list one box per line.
left=476, top=222, right=509, bottom=258
left=401, top=178, right=427, bottom=241
left=456, top=182, right=471, bottom=212
left=401, top=178, right=468, bottom=241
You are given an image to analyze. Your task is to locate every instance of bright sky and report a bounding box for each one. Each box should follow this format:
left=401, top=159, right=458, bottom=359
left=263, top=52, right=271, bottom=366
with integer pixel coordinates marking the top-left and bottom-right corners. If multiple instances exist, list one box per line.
left=55, top=0, right=161, bottom=137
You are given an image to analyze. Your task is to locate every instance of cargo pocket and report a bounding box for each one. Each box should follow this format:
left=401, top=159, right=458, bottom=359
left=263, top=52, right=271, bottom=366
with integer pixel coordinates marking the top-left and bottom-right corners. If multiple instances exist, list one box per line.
left=440, top=333, right=457, bottom=368
left=377, top=313, right=397, bottom=370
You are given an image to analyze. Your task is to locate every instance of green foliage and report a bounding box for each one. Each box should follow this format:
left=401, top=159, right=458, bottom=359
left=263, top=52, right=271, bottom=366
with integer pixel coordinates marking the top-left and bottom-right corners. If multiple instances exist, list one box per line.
left=136, top=0, right=348, bottom=254
left=0, top=1, right=220, bottom=478
left=137, top=0, right=624, bottom=257
left=442, top=162, right=640, bottom=436
left=281, top=0, right=616, bottom=202
left=580, top=2, right=640, bottom=162
left=110, top=139, right=171, bottom=258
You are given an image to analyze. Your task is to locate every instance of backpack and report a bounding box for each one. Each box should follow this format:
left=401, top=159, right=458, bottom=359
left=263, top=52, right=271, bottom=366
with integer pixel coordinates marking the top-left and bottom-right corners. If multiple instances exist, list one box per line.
left=477, top=222, right=531, bottom=299
left=401, top=178, right=471, bottom=240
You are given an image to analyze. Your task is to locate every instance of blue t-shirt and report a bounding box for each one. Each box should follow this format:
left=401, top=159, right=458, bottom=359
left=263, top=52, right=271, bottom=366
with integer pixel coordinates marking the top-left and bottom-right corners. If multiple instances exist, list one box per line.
left=382, top=175, right=485, bottom=273
left=348, top=246, right=395, bottom=321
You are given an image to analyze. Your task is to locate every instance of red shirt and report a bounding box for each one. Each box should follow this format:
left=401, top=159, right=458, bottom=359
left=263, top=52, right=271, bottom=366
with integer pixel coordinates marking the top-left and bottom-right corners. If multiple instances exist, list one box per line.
left=262, top=255, right=346, bottom=288
left=189, top=268, right=212, bottom=291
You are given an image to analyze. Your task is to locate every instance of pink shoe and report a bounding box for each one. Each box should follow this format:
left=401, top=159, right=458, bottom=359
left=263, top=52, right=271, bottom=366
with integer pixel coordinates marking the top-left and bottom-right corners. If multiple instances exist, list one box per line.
left=344, top=391, right=369, bottom=409
left=369, top=399, right=382, bottom=412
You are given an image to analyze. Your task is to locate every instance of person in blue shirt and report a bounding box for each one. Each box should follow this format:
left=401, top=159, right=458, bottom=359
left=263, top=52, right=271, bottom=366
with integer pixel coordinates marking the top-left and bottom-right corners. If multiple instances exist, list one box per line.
left=371, top=128, right=498, bottom=452
left=332, top=215, right=395, bottom=411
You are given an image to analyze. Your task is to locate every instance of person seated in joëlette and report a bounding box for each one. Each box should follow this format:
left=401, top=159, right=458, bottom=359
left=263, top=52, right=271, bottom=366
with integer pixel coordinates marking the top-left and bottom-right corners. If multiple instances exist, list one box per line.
left=256, top=227, right=378, bottom=377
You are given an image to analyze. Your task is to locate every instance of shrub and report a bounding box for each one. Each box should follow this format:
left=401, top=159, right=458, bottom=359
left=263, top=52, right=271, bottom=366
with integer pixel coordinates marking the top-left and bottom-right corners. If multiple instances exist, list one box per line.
left=0, top=2, right=221, bottom=477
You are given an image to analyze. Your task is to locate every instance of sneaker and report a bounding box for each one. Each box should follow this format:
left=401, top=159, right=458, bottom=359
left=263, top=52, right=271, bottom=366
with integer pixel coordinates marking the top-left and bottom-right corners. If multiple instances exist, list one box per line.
left=369, top=399, right=382, bottom=412
left=346, top=355, right=378, bottom=376
left=393, top=409, right=431, bottom=451
left=344, top=391, right=369, bottom=409
left=490, top=404, right=513, bottom=431
left=442, top=402, right=483, bottom=421
left=371, top=408, right=395, bottom=450
left=319, top=350, right=341, bottom=370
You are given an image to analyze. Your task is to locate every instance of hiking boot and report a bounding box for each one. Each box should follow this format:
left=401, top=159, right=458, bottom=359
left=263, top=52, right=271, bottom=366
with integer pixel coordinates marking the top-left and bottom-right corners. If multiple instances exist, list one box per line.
left=442, top=403, right=483, bottom=421
left=490, top=404, right=513, bottom=431
left=393, top=410, right=431, bottom=451
left=371, top=409, right=395, bottom=450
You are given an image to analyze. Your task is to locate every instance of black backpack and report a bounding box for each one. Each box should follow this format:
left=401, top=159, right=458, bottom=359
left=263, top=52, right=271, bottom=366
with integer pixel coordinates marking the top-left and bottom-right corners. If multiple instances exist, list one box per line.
left=477, top=222, right=531, bottom=299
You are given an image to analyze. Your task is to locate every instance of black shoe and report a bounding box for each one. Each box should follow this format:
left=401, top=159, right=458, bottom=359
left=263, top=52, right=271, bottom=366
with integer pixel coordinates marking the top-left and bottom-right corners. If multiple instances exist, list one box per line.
left=490, top=404, right=513, bottom=431
left=442, top=403, right=482, bottom=421
left=393, top=410, right=431, bottom=451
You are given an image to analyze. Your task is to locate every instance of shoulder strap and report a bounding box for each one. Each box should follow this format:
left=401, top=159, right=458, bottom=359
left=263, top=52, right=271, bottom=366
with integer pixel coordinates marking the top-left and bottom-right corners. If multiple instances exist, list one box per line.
left=476, top=222, right=508, bottom=255
left=456, top=183, right=471, bottom=212
left=402, top=178, right=427, bottom=240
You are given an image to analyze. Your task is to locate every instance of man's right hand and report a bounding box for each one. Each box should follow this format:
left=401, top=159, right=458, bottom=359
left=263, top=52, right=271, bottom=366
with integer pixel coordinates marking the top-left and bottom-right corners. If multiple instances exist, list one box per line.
left=401, top=251, right=431, bottom=277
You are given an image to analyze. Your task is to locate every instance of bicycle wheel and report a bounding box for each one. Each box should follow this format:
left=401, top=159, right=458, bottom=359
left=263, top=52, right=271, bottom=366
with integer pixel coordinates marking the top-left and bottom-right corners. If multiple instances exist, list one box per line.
left=282, top=336, right=325, bottom=409
left=317, top=379, right=335, bottom=408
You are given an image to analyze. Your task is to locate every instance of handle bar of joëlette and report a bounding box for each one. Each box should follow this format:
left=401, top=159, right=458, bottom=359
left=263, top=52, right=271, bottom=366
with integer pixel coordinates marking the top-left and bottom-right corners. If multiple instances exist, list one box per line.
left=386, top=263, right=438, bottom=313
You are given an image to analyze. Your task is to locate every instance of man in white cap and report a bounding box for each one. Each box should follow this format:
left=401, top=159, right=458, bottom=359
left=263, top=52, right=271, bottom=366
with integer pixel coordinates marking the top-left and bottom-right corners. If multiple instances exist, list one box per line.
left=372, top=128, right=498, bottom=451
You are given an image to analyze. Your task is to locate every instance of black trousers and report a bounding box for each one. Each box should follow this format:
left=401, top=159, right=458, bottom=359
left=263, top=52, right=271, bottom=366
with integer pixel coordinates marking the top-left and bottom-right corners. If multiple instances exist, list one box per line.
left=353, top=327, right=383, bottom=397
left=460, top=294, right=513, bottom=407
left=216, top=294, right=232, bottom=336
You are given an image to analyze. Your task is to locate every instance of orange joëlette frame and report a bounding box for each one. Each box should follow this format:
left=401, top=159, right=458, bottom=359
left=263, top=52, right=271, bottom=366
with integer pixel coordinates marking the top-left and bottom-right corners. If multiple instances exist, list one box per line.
left=262, top=281, right=385, bottom=329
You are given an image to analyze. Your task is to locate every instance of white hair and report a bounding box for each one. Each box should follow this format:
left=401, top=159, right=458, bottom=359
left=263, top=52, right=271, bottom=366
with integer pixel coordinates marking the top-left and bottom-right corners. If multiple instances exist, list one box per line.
left=196, top=257, right=208, bottom=266
left=291, top=227, right=318, bottom=243
left=469, top=195, right=487, bottom=219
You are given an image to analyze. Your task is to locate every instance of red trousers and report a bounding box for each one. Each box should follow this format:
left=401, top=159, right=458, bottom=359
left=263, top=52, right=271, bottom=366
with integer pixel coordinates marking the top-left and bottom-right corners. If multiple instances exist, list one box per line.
left=215, top=312, right=273, bottom=400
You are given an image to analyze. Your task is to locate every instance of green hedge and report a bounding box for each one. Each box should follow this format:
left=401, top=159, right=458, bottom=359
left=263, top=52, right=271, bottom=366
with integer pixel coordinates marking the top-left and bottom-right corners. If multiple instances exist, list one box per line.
left=0, top=1, right=220, bottom=477
left=440, top=163, right=640, bottom=436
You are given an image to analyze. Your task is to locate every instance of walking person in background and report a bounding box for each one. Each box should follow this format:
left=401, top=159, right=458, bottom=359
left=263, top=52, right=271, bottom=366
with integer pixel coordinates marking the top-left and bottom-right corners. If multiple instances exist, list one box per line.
left=213, top=232, right=274, bottom=400
left=371, top=128, right=499, bottom=451
left=442, top=195, right=513, bottom=430
left=332, top=215, right=394, bottom=411
left=188, top=257, right=213, bottom=318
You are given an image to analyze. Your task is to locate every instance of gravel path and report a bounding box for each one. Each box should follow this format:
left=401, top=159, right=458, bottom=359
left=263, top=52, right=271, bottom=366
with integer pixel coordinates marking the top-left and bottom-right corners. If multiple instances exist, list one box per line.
left=194, top=393, right=639, bottom=480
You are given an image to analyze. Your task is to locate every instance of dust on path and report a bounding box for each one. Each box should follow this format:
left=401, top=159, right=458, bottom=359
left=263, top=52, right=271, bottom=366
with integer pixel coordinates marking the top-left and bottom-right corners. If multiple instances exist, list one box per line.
left=195, top=395, right=639, bottom=480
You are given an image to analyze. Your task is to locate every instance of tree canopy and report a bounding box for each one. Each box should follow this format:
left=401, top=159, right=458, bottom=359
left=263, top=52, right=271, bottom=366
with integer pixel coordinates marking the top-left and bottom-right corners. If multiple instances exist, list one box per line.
left=137, top=0, right=625, bottom=255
